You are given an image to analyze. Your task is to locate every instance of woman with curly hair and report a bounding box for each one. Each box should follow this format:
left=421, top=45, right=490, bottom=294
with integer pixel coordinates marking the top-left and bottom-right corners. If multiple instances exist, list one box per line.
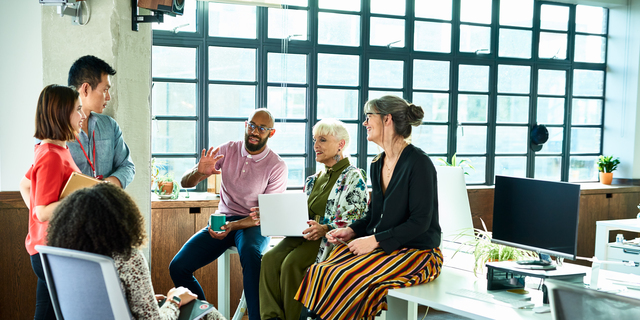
left=19, top=84, right=85, bottom=320
left=295, top=96, right=443, bottom=320
left=47, top=183, right=226, bottom=320
left=255, top=119, right=369, bottom=320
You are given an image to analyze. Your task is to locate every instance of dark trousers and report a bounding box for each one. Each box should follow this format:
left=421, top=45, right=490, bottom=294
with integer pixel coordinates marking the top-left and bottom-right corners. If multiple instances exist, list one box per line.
left=30, top=253, right=56, bottom=320
left=169, top=215, right=269, bottom=320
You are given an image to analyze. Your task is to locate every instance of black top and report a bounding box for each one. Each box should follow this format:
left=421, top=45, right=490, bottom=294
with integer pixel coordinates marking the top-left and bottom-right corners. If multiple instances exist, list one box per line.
left=349, top=144, right=441, bottom=254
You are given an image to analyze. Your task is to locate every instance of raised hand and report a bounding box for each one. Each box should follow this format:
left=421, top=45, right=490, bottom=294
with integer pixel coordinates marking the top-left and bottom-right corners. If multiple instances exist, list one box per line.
left=197, top=147, right=224, bottom=176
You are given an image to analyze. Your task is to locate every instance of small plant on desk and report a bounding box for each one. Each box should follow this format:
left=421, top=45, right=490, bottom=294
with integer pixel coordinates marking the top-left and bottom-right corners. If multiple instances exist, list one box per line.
left=155, top=173, right=179, bottom=200
left=453, top=219, right=536, bottom=276
left=438, top=153, right=475, bottom=175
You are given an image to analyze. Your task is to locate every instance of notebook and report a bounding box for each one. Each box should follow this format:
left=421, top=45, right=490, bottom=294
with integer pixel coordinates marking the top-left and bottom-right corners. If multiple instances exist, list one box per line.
left=159, top=298, right=215, bottom=320
left=258, top=193, right=310, bottom=237
left=59, top=172, right=102, bottom=199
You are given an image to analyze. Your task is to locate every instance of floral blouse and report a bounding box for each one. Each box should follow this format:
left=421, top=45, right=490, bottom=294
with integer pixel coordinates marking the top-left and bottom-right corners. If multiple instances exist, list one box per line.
left=304, top=164, right=369, bottom=261
left=113, top=249, right=225, bottom=320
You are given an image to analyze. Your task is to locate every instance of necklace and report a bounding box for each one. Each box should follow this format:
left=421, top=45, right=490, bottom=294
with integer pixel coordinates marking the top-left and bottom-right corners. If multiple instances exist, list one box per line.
left=384, top=142, right=408, bottom=179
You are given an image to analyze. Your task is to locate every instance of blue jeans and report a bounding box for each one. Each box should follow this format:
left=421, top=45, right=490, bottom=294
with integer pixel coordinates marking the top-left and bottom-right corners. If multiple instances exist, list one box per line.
left=169, top=215, right=268, bottom=320
left=30, top=253, right=56, bottom=320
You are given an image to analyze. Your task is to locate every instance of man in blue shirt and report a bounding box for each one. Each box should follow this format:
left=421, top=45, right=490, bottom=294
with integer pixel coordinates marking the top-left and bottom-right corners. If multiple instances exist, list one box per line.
left=66, top=55, right=135, bottom=188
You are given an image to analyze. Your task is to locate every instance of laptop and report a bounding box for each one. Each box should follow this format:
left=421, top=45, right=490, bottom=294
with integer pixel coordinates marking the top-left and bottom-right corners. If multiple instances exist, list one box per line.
left=258, top=193, right=309, bottom=237
left=159, top=298, right=214, bottom=320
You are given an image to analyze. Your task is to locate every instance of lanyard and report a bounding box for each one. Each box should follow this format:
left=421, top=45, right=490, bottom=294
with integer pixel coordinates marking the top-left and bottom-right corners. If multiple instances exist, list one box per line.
left=76, top=131, right=103, bottom=179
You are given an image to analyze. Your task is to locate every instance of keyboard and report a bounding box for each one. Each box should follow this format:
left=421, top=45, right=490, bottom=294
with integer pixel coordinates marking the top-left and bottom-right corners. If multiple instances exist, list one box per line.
left=446, top=289, right=535, bottom=309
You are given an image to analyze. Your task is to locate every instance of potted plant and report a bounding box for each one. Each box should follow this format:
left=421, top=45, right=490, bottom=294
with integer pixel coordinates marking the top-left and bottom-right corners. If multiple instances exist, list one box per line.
left=151, top=158, right=166, bottom=187
left=438, top=153, right=475, bottom=175
left=154, top=172, right=179, bottom=200
left=453, top=219, right=536, bottom=276
left=596, top=155, right=620, bottom=185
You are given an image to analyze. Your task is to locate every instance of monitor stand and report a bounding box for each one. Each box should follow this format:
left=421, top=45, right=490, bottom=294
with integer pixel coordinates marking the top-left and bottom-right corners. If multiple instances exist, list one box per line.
left=516, top=253, right=552, bottom=266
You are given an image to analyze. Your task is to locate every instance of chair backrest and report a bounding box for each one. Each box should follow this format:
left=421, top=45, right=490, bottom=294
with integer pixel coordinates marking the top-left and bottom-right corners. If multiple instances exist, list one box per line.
left=546, top=279, right=640, bottom=320
left=36, top=245, right=133, bottom=320
left=435, top=166, right=474, bottom=245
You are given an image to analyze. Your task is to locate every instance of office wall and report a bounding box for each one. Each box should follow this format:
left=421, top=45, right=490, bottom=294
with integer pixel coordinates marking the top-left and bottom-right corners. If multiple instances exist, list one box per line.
left=0, top=1, right=42, bottom=191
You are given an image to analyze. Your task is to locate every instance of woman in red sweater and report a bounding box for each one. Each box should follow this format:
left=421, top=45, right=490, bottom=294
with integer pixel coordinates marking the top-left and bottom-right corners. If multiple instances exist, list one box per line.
left=19, top=84, right=86, bottom=320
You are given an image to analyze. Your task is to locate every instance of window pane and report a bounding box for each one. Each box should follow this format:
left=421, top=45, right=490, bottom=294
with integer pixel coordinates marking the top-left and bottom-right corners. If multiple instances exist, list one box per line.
left=574, top=35, right=606, bottom=63
left=495, top=126, right=528, bottom=154
left=283, top=157, right=306, bottom=187
left=369, top=60, right=404, bottom=88
left=319, top=0, right=360, bottom=12
left=412, top=125, right=448, bottom=154
left=208, top=121, right=245, bottom=150
left=209, top=3, right=256, bottom=39
left=340, top=123, right=358, bottom=155
left=539, top=127, right=563, bottom=154
left=572, top=99, right=603, bottom=125
left=318, top=54, right=359, bottom=86
left=317, top=89, right=359, bottom=119
left=459, top=25, right=491, bottom=53
left=414, top=21, right=451, bottom=53
left=153, top=158, right=197, bottom=188
left=269, top=123, right=306, bottom=154
left=209, top=47, right=256, bottom=81
left=413, top=92, right=449, bottom=122
left=281, top=0, right=308, bottom=6
left=457, top=126, right=487, bottom=154
left=368, top=140, right=383, bottom=155
left=539, top=32, right=567, bottom=59
left=569, top=156, right=598, bottom=182
left=153, top=46, right=196, bottom=79
left=153, top=82, right=196, bottom=116
left=458, top=65, right=489, bottom=92
left=152, top=120, right=195, bottom=153
left=540, top=5, right=569, bottom=31
left=458, top=94, right=488, bottom=123
left=368, top=90, right=403, bottom=100
left=268, top=53, right=307, bottom=84
left=497, top=65, right=530, bottom=94
left=268, top=8, right=308, bottom=40
left=209, top=85, right=255, bottom=117
left=499, top=0, right=533, bottom=28
left=570, top=128, right=601, bottom=153
left=153, top=0, right=196, bottom=32
left=371, top=0, right=405, bottom=16
left=537, top=98, right=565, bottom=125
left=415, top=0, right=452, bottom=20
left=267, top=87, right=306, bottom=118
left=537, top=70, right=566, bottom=95
left=535, top=156, right=562, bottom=181
left=498, top=28, right=532, bottom=59
left=496, top=96, right=528, bottom=123
left=576, top=5, right=607, bottom=34
left=460, top=0, right=491, bottom=25
left=495, top=157, right=526, bottom=177
left=573, top=70, right=604, bottom=97
left=318, top=12, right=360, bottom=46
left=464, top=156, right=486, bottom=184
left=370, top=17, right=405, bottom=47
left=413, top=60, right=449, bottom=90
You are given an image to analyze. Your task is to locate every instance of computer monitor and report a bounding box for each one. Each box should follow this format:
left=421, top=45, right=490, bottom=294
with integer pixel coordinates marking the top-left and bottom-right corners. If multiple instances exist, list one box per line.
left=492, top=175, right=581, bottom=265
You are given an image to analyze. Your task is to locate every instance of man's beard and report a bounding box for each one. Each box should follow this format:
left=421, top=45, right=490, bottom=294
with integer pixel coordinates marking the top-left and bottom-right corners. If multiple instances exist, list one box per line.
left=245, top=132, right=269, bottom=152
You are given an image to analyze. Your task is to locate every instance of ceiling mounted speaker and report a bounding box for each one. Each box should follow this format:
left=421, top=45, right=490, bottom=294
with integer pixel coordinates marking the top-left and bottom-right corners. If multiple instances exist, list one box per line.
left=138, top=0, right=184, bottom=16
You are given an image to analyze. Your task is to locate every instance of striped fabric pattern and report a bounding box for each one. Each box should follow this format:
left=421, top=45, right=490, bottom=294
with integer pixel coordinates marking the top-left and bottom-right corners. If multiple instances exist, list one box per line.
left=295, top=244, right=443, bottom=320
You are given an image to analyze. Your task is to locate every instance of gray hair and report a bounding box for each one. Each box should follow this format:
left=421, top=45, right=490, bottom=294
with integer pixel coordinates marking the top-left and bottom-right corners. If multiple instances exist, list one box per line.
left=364, top=95, right=424, bottom=139
left=312, top=118, right=350, bottom=153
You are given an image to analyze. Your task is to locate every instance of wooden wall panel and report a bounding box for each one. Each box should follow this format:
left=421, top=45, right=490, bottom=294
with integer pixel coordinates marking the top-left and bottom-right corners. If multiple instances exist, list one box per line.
left=467, top=188, right=494, bottom=231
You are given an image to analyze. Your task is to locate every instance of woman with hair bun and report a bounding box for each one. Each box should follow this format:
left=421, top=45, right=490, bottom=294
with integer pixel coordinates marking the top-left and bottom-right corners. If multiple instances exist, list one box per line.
left=295, top=95, right=442, bottom=320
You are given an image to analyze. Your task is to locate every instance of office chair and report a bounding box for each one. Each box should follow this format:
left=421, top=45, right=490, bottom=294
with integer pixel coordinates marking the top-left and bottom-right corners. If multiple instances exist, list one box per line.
left=546, top=279, right=640, bottom=320
left=36, top=245, right=133, bottom=320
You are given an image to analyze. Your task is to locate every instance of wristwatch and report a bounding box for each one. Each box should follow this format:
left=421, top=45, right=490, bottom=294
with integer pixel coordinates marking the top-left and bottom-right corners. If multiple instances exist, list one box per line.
left=168, top=296, right=181, bottom=308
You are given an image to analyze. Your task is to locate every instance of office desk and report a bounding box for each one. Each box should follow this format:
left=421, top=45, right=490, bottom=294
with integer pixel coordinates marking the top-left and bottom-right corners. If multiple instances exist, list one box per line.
left=387, top=266, right=550, bottom=320
left=594, top=219, right=640, bottom=274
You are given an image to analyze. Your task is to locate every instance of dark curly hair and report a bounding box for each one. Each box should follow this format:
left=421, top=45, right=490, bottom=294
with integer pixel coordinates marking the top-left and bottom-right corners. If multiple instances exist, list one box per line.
left=47, top=183, right=146, bottom=258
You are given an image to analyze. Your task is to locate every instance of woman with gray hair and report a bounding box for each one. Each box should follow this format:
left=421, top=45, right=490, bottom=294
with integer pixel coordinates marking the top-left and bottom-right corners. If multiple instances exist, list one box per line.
left=256, top=118, right=369, bottom=320
left=295, top=95, right=442, bottom=320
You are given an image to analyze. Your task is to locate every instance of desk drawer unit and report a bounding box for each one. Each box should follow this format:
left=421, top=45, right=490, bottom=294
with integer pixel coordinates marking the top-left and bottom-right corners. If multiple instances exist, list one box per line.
left=606, top=243, right=640, bottom=275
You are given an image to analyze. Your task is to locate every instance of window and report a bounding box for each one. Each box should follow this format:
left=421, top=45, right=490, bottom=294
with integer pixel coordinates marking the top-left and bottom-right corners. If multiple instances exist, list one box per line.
left=152, top=0, right=608, bottom=189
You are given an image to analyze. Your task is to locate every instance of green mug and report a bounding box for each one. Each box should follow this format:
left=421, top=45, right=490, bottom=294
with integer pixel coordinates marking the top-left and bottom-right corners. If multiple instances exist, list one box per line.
left=210, top=213, right=226, bottom=232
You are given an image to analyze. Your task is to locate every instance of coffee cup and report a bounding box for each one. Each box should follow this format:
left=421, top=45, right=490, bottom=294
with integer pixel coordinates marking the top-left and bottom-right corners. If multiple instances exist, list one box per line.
left=210, top=213, right=226, bottom=232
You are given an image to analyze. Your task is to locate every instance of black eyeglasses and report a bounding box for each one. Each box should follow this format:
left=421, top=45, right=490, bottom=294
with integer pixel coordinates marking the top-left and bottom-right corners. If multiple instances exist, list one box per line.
left=246, top=121, right=274, bottom=134
left=364, top=112, right=384, bottom=123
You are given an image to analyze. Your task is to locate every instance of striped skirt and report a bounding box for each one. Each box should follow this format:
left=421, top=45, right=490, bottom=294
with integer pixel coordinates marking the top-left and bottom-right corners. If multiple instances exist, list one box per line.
left=294, top=244, right=443, bottom=320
